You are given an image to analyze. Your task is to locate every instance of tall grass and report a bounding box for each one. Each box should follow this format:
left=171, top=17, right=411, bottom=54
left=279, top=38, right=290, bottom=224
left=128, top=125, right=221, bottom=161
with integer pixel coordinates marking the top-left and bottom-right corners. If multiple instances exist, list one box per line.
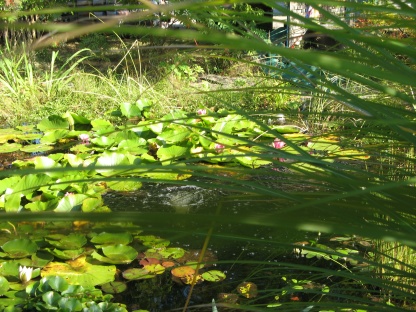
left=0, top=0, right=415, bottom=310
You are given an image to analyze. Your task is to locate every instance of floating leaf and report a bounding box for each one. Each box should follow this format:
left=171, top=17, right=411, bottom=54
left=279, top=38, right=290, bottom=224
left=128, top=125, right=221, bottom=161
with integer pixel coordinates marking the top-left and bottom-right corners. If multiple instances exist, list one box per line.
left=122, top=268, right=156, bottom=280
left=120, top=102, right=142, bottom=118
left=158, top=247, right=185, bottom=259
left=91, top=232, right=133, bottom=246
left=157, top=145, right=189, bottom=163
left=20, top=144, right=54, bottom=153
left=101, top=281, right=127, bottom=294
left=45, top=248, right=84, bottom=260
left=171, top=266, right=195, bottom=278
left=237, top=282, right=258, bottom=299
left=2, top=238, right=38, bottom=258
left=41, top=256, right=116, bottom=287
left=106, top=180, right=142, bottom=192
left=55, top=194, right=88, bottom=212
left=0, top=143, right=22, bottom=153
left=0, top=128, right=21, bottom=144
left=201, top=270, right=226, bottom=282
left=46, top=234, right=87, bottom=250
left=0, top=276, right=10, bottom=296
left=40, top=130, right=70, bottom=144
left=158, top=128, right=191, bottom=144
left=95, top=151, right=131, bottom=176
left=142, top=264, right=165, bottom=275
left=101, top=245, right=138, bottom=262
left=37, top=115, right=69, bottom=131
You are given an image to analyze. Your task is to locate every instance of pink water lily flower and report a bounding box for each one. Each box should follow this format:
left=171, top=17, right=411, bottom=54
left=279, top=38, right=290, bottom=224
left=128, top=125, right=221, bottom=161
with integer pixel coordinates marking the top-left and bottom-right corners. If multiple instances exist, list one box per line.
left=214, top=143, right=225, bottom=153
left=272, top=138, right=286, bottom=149
left=79, top=133, right=90, bottom=144
left=197, top=109, right=207, bottom=115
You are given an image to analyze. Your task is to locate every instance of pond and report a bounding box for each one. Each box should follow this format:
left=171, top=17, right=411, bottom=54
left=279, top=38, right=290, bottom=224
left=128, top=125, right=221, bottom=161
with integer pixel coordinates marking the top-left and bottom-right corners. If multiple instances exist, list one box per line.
left=0, top=106, right=412, bottom=311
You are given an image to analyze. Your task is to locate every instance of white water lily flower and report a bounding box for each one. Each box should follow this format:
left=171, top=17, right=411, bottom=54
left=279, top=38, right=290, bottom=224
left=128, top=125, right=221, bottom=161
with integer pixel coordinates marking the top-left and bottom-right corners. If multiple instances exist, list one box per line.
left=19, top=266, right=33, bottom=283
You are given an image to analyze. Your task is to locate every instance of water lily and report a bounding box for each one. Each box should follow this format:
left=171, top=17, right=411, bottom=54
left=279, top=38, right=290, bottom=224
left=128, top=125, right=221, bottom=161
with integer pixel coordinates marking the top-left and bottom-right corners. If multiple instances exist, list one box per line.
left=272, top=138, right=286, bottom=149
left=197, top=109, right=207, bottom=115
left=79, top=133, right=90, bottom=144
left=19, top=266, right=33, bottom=283
left=214, top=143, right=225, bottom=153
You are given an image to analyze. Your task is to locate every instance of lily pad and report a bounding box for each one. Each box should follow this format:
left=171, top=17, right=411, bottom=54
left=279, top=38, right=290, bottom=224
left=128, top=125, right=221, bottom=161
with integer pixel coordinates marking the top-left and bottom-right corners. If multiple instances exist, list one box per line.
left=201, top=270, right=226, bottom=282
left=122, top=268, right=157, bottom=280
left=157, top=145, right=189, bottom=163
left=1, top=238, right=39, bottom=258
left=91, top=232, right=133, bottom=246
left=0, top=143, right=22, bottom=153
left=46, top=234, right=87, bottom=250
left=55, top=194, right=88, bottom=212
left=237, top=281, right=258, bottom=298
left=92, top=244, right=137, bottom=264
left=171, top=266, right=195, bottom=278
left=101, top=281, right=127, bottom=294
left=37, top=115, right=69, bottom=131
left=41, top=256, right=116, bottom=287
left=45, top=248, right=84, bottom=260
left=20, top=144, right=54, bottom=153
left=106, top=180, right=142, bottom=192
left=0, top=276, right=10, bottom=296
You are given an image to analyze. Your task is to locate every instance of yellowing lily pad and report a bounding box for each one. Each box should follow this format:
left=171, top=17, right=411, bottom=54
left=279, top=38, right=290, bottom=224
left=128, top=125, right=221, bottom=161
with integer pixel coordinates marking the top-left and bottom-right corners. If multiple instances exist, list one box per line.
left=237, top=281, right=258, bottom=298
left=171, top=266, right=195, bottom=278
left=41, top=256, right=116, bottom=287
left=0, top=143, right=22, bottom=153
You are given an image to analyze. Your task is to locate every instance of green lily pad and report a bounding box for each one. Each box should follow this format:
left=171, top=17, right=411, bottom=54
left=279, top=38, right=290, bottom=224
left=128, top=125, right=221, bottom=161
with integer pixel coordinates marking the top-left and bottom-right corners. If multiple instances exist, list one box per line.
left=20, top=144, right=54, bottom=153
left=41, top=129, right=71, bottom=144
left=16, top=133, right=43, bottom=141
left=41, top=256, right=116, bottom=287
left=122, top=268, right=156, bottom=280
left=91, top=136, right=116, bottom=147
left=92, top=244, right=137, bottom=264
left=91, top=119, right=115, bottom=135
left=91, top=232, right=133, bottom=246
left=158, top=128, right=191, bottom=144
left=106, top=180, right=143, bottom=192
left=31, top=251, right=54, bottom=267
left=0, top=143, right=22, bottom=153
left=0, top=261, right=19, bottom=277
left=46, top=234, right=87, bottom=250
left=201, top=270, right=226, bottom=282
left=55, top=194, right=88, bottom=212
left=1, top=238, right=39, bottom=258
left=0, top=276, right=10, bottom=296
left=120, top=101, right=142, bottom=118
left=81, top=197, right=105, bottom=212
left=157, top=145, right=189, bottom=163
left=158, top=247, right=185, bottom=259
left=95, top=151, right=131, bottom=176
left=45, top=248, right=84, bottom=260
left=118, top=139, right=148, bottom=154
left=101, top=281, right=127, bottom=294
left=137, top=235, right=170, bottom=248
left=37, top=115, right=69, bottom=131
left=42, top=276, right=69, bottom=292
